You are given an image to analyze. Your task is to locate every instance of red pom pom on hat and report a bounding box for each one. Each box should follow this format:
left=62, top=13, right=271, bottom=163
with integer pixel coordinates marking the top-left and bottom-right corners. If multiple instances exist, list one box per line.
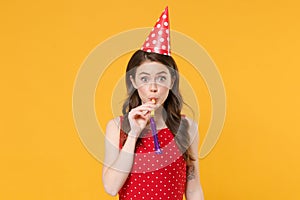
left=141, top=6, right=171, bottom=56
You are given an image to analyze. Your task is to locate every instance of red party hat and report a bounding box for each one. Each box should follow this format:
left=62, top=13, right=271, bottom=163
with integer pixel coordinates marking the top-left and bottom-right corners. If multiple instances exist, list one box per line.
left=141, top=6, right=171, bottom=56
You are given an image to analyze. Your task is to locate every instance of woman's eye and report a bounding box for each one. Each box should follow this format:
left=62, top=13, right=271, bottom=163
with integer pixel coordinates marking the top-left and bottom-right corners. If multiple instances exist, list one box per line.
left=157, top=76, right=167, bottom=82
left=141, top=77, right=149, bottom=82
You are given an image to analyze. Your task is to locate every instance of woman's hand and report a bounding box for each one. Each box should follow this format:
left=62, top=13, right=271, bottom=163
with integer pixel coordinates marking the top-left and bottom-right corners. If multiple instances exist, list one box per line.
left=128, top=102, right=156, bottom=138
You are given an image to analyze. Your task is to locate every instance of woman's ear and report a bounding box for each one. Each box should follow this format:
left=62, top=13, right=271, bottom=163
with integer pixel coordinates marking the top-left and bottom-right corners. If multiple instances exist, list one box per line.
left=130, top=75, right=138, bottom=89
left=170, top=76, right=175, bottom=89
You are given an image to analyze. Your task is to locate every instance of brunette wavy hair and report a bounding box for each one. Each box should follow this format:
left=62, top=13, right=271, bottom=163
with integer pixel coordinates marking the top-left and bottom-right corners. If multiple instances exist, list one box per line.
left=121, top=50, right=195, bottom=165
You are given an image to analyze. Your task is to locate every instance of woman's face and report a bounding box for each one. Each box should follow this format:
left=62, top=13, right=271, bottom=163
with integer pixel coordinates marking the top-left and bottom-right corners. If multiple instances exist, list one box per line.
left=131, top=61, right=174, bottom=105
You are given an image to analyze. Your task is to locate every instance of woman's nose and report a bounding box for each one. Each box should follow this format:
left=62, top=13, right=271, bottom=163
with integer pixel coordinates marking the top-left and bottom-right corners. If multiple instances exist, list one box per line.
left=149, top=82, right=158, bottom=92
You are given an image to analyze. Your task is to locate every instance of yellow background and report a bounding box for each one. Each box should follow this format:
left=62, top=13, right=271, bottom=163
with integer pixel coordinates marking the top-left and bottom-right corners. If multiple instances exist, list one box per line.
left=1, top=0, right=300, bottom=199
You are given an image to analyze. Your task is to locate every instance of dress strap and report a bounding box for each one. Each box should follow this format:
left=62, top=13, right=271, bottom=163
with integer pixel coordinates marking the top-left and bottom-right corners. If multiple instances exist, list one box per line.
left=119, top=116, right=128, bottom=149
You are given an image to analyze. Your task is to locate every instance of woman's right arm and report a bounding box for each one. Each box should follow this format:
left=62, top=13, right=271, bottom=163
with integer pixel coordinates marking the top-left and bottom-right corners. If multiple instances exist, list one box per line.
left=102, top=118, right=138, bottom=196
left=102, top=102, right=155, bottom=196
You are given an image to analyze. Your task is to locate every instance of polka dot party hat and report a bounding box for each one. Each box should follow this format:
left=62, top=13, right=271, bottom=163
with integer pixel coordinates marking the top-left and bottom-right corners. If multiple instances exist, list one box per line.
left=141, top=6, right=171, bottom=56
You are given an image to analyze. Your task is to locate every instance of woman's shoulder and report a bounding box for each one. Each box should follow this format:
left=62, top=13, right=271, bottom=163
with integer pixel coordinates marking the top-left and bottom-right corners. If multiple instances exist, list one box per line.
left=181, top=115, right=199, bottom=136
left=105, top=117, right=122, bottom=141
left=106, top=116, right=121, bottom=128
left=181, top=115, right=198, bottom=127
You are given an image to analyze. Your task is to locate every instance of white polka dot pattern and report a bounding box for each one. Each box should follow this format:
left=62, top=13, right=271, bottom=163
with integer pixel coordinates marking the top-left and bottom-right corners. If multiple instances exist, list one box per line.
left=118, top=128, right=186, bottom=200
left=140, top=6, right=171, bottom=56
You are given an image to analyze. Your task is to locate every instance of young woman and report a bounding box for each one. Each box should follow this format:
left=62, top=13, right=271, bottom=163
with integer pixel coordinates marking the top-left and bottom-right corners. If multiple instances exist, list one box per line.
left=102, top=50, right=204, bottom=200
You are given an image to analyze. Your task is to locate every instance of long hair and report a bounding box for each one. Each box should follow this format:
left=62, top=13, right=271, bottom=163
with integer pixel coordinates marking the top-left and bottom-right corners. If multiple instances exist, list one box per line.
left=122, top=50, right=195, bottom=165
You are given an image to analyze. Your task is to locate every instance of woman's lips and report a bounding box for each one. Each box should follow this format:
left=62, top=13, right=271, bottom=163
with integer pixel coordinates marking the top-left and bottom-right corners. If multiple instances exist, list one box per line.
left=149, top=98, right=157, bottom=103
left=149, top=97, right=157, bottom=102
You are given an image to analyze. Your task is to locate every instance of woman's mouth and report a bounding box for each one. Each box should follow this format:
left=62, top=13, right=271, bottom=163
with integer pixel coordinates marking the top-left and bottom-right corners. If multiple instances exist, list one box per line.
left=149, top=98, right=157, bottom=103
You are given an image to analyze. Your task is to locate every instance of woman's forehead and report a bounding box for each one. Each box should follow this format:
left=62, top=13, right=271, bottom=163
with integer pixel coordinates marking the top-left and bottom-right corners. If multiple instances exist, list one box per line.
left=136, top=61, right=170, bottom=75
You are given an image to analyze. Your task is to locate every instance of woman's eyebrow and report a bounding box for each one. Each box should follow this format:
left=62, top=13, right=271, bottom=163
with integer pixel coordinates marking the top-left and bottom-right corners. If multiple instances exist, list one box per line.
left=138, top=71, right=168, bottom=76
left=156, top=71, right=168, bottom=75
left=137, top=72, right=150, bottom=76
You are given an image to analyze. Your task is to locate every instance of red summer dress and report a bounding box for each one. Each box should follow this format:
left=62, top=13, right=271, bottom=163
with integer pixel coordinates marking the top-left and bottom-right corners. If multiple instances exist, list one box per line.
left=118, top=117, right=187, bottom=200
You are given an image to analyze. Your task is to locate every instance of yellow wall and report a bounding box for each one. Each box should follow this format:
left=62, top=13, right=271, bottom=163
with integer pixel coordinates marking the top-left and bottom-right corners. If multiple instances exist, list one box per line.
left=1, top=0, right=300, bottom=199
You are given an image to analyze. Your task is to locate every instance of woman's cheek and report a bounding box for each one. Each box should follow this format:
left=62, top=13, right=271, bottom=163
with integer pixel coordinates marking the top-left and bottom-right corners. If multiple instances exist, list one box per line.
left=137, top=87, right=149, bottom=102
left=158, top=88, right=170, bottom=103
